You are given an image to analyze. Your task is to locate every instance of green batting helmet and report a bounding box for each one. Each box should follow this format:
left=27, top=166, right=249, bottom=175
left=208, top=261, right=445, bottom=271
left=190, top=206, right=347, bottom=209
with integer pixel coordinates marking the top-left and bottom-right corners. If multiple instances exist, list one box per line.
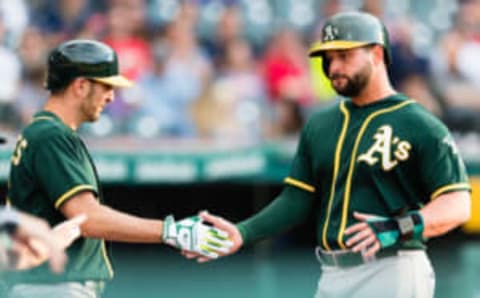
left=309, top=11, right=391, bottom=68
left=46, top=39, right=133, bottom=91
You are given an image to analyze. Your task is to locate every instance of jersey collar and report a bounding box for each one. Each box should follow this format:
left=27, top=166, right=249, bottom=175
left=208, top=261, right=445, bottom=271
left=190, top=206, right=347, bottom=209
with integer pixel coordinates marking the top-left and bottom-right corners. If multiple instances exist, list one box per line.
left=345, top=93, right=410, bottom=110
left=32, top=111, right=76, bottom=133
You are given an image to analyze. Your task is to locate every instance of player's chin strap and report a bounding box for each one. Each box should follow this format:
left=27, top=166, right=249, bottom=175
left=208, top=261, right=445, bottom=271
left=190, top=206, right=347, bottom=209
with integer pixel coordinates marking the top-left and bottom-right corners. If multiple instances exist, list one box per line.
left=366, top=211, right=424, bottom=248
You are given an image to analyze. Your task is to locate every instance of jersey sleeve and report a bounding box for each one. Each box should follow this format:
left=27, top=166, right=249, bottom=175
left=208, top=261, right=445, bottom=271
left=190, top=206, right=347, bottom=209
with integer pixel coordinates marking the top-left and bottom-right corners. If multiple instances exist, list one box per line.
left=284, top=121, right=316, bottom=193
left=32, top=133, right=98, bottom=209
left=418, top=126, right=470, bottom=200
left=237, top=185, right=315, bottom=245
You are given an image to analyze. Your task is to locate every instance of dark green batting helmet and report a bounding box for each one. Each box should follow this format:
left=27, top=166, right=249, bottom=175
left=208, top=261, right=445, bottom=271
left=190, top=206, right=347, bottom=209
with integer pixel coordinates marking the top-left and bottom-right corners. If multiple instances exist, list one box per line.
left=309, top=11, right=391, bottom=68
left=46, top=39, right=133, bottom=91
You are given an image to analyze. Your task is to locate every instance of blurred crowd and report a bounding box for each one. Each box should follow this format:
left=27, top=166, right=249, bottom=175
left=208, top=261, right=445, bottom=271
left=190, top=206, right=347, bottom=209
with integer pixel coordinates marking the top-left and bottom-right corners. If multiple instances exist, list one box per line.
left=0, top=0, right=479, bottom=144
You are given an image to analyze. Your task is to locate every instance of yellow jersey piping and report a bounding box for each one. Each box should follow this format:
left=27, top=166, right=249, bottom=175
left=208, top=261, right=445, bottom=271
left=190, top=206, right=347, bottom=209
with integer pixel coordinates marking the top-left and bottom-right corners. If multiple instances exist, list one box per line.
left=322, top=101, right=350, bottom=250
left=337, top=99, right=415, bottom=249
left=102, top=240, right=114, bottom=278
left=430, top=183, right=471, bottom=200
left=54, top=185, right=96, bottom=209
left=284, top=177, right=315, bottom=193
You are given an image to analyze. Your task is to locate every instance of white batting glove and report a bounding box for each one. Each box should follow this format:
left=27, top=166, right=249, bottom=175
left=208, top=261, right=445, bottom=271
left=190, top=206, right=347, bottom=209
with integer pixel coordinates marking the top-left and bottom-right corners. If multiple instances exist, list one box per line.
left=162, top=215, right=233, bottom=258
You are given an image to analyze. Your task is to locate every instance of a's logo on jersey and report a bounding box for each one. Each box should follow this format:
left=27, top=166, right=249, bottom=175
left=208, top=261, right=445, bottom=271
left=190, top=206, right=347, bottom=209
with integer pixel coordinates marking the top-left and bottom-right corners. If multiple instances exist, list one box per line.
left=357, top=125, right=411, bottom=171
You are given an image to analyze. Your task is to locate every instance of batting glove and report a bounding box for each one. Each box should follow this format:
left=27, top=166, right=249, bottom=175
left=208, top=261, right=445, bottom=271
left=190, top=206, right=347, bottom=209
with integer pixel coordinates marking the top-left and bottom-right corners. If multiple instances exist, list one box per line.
left=162, top=215, right=233, bottom=258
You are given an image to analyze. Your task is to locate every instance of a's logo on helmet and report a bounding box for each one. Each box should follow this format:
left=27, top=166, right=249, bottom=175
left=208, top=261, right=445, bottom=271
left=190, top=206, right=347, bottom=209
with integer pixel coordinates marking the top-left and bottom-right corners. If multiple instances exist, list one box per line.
left=323, top=25, right=339, bottom=41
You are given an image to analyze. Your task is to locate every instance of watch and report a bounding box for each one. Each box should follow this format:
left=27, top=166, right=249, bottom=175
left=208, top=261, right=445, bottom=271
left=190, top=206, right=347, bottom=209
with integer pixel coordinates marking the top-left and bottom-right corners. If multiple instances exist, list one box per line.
left=397, top=215, right=415, bottom=242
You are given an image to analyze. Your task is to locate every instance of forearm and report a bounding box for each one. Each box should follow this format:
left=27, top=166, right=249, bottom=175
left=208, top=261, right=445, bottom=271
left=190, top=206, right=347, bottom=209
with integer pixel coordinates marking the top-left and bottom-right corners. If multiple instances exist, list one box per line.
left=60, top=192, right=163, bottom=243
left=79, top=204, right=163, bottom=243
left=237, top=186, right=314, bottom=245
left=419, top=191, right=471, bottom=238
left=347, top=191, right=471, bottom=253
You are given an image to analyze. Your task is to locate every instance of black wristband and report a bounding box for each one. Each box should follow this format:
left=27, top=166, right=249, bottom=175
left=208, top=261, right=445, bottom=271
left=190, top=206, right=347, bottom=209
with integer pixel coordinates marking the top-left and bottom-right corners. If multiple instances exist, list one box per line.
left=395, top=213, right=423, bottom=242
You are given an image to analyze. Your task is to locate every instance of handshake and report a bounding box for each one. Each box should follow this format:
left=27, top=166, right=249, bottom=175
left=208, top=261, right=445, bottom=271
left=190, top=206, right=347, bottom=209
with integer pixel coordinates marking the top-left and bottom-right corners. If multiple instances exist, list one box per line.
left=162, top=211, right=241, bottom=261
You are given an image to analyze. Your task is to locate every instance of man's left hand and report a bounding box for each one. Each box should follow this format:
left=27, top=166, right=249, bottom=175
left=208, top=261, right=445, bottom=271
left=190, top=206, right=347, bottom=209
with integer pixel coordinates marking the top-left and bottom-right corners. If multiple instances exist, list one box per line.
left=344, top=212, right=383, bottom=258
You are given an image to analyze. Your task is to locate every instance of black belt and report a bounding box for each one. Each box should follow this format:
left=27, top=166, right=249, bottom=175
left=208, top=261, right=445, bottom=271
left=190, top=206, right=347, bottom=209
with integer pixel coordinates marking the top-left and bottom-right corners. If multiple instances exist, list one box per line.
left=315, top=247, right=401, bottom=268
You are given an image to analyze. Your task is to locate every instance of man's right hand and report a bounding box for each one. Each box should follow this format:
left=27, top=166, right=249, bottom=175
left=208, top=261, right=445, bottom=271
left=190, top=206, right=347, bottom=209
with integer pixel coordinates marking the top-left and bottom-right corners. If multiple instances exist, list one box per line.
left=182, top=211, right=243, bottom=263
left=162, top=214, right=234, bottom=258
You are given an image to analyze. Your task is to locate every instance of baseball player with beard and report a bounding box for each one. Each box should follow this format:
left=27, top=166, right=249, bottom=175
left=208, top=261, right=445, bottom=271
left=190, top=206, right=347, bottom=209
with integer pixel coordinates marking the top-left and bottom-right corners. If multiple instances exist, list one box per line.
left=185, top=11, right=471, bottom=298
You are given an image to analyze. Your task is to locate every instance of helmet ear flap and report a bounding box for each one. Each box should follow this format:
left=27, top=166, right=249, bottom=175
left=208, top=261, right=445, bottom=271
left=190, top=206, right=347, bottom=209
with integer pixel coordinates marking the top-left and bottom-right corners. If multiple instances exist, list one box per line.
left=322, top=55, right=331, bottom=77
left=382, top=25, right=391, bottom=66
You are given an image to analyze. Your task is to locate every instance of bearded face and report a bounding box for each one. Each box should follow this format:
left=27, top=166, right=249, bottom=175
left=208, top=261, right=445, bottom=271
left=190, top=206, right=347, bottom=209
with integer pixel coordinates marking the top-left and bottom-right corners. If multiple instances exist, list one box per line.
left=324, top=47, right=375, bottom=97
left=329, top=62, right=372, bottom=97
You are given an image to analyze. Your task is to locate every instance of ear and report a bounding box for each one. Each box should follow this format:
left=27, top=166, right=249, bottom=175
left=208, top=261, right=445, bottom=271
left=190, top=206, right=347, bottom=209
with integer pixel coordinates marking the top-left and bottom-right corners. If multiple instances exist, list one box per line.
left=70, top=78, right=90, bottom=98
left=372, top=45, right=385, bottom=66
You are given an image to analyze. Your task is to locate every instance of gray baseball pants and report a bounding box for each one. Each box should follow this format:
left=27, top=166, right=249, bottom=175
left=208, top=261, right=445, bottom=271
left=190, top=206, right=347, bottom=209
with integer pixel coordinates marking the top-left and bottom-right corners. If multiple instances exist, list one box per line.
left=315, top=250, right=435, bottom=298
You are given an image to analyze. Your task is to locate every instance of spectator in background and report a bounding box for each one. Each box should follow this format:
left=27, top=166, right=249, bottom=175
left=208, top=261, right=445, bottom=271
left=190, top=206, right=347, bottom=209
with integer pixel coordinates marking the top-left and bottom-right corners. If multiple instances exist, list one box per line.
left=98, top=0, right=152, bottom=134
left=175, top=0, right=200, bottom=29
left=202, top=5, right=245, bottom=67
left=361, top=0, right=385, bottom=18
left=271, top=99, right=304, bottom=138
left=75, top=12, right=107, bottom=40
left=132, top=37, right=200, bottom=137
left=165, top=18, right=212, bottom=87
left=430, top=0, right=480, bottom=132
left=262, top=28, right=314, bottom=106
left=261, top=28, right=313, bottom=136
left=14, top=27, right=50, bottom=127
left=29, top=0, right=96, bottom=40
left=147, top=0, right=200, bottom=28
left=389, top=17, right=441, bottom=116
left=360, top=0, right=441, bottom=116
left=0, top=0, right=28, bottom=46
left=194, top=38, right=268, bottom=142
left=0, top=14, right=22, bottom=131
left=131, top=15, right=212, bottom=138
left=103, top=0, right=151, bottom=81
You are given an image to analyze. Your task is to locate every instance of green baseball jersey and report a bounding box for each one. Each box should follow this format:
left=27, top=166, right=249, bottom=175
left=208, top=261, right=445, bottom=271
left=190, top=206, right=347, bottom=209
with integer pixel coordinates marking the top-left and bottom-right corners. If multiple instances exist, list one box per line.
left=286, top=93, right=470, bottom=250
left=6, top=111, right=113, bottom=283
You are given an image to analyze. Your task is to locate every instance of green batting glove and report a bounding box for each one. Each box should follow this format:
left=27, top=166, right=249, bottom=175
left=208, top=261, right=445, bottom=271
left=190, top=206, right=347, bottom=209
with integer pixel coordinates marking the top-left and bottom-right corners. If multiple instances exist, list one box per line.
left=366, top=211, right=424, bottom=248
left=162, top=215, right=233, bottom=258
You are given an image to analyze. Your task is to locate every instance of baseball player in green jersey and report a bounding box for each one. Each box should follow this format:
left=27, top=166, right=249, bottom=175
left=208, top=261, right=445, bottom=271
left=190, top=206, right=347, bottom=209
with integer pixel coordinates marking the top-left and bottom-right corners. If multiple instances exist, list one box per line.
left=5, top=39, right=233, bottom=298
left=183, top=11, right=472, bottom=298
